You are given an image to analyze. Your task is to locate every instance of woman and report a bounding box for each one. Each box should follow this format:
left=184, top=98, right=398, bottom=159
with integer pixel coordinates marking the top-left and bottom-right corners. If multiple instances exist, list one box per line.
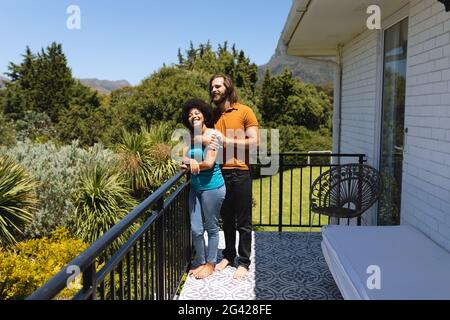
left=181, top=99, right=225, bottom=279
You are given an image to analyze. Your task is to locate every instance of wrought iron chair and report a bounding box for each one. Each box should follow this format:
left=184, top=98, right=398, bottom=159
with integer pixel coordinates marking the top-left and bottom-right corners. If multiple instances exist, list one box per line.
left=307, top=164, right=382, bottom=245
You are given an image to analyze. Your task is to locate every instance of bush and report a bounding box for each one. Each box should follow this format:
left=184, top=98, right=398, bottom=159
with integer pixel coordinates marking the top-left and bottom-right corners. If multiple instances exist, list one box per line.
left=14, top=110, right=56, bottom=143
left=0, top=112, right=16, bottom=147
left=0, top=228, right=88, bottom=300
left=72, top=162, right=138, bottom=248
left=116, top=125, right=178, bottom=200
left=5, top=141, right=117, bottom=238
left=0, top=156, right=38, bottom=246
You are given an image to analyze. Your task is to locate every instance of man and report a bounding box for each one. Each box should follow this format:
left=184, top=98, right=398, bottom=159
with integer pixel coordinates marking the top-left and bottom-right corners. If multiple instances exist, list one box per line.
left=208, top=74, right=259, bottom=279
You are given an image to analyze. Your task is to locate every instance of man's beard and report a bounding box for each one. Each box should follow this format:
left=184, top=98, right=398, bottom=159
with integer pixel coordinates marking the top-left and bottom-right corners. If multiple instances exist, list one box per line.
left=212, top=92, right=227, bottom=105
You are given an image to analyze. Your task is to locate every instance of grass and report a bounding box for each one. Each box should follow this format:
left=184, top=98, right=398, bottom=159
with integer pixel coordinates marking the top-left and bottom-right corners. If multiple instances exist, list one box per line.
left=252, top=166, right=331, bottom=232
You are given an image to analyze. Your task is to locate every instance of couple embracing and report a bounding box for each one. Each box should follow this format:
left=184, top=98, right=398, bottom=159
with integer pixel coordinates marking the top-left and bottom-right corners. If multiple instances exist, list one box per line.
left=180, top=74, right=259, bottom=280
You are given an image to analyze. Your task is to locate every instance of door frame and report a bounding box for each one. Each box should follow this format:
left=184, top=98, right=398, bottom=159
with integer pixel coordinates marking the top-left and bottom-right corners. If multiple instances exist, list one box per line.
left=374, top=4, right=410, bottom=225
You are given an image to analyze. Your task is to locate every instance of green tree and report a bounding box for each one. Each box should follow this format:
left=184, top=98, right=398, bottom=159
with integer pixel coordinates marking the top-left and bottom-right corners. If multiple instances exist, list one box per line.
left=57, top=81, right=111, bottom=146
left=113, top=67, right=210, bottom=131
left=3, top=43, right=74, bottom=123
left=260, top=69, right=332, bottom=130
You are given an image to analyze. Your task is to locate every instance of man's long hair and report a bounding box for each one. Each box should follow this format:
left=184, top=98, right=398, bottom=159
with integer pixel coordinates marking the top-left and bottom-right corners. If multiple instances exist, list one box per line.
left=209, top=74, right=239, bottom=105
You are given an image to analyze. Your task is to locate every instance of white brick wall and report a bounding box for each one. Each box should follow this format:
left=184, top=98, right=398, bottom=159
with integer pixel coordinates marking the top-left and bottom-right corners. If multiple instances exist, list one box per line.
left=402, top=0, right=450, bottom=250
left=337, top=0, right=450, bottom=244
left=340, top=29, right=378, bottom=166
left=338, top=29, right=379, bottom=225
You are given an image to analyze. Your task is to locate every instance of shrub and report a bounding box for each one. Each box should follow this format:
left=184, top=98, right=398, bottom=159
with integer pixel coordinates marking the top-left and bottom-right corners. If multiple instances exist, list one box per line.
left=5, top=141, right=117, bottom=238
left=14, top=110, right=56, bottom=143
left=116, top=125, right=178, bottom=200
left=72, top=163, right=138, bottom=248
left=0, top=228, right=88, bottom=300
left=0, top=112, right=16, bottom=147
left=0, top=156, right=38, bottom=246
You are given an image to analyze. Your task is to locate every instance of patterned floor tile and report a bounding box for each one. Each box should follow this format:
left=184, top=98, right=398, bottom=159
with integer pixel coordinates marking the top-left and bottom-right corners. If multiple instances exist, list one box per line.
left=178, top=232, right=342, bottom=300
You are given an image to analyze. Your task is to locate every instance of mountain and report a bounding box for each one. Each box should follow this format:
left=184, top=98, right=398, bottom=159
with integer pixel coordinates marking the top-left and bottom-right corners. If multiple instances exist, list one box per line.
left=258, top=54, right=335, bottom=85
left=78, top=78, right=131, bottom=94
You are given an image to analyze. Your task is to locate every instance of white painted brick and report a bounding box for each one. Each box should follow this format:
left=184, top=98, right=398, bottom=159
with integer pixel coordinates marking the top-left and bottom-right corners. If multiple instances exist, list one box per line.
left=443, top=69, right=450, bottom=81
left=432, top=2, right=445, bottom=15
left=439, top=117, right=450, bottom=129
left=430, top=47, right=444, bottom=61
left=438, top=222, right=450, bottom=239
left=444, top=44, right=450, bottom=57
left=435, top=57, right=450, bottom=70
left=433, top=82, right=448, bottom=93
left=409, top=42, right=424, bottom=56
left=441, top=93, right=450, bottom=104
left=432, top=128, right=447, bottom=139
left=423, top=37, right=437, bottom=51
left=428, top=71, right=442, bottom=82
left=436, top=32, right=450, bottom=47
left=445, top=20, right=450, bottom=33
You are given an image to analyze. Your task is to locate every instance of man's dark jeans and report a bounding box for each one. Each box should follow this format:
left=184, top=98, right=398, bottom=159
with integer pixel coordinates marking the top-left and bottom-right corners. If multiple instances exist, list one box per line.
left=220, top=169, right=252, bottom=269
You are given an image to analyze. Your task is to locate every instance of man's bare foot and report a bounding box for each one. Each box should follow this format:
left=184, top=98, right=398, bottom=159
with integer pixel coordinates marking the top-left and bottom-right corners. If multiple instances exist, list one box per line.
left=215, top=258, right=230, bottom=271
left=189, top=265, right=205, bottom=277
left=233, top=266, right=248, bottom=280
left=195, top=263, right=214, bottom=279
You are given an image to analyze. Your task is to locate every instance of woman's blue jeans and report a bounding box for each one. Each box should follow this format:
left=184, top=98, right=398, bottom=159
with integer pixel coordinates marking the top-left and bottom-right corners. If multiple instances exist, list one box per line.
left=189, top=185, right=226, bottom=266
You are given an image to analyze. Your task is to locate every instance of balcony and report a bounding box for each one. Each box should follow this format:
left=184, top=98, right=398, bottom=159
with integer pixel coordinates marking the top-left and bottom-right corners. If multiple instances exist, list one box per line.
left=27, top=153, right=365, bottom=300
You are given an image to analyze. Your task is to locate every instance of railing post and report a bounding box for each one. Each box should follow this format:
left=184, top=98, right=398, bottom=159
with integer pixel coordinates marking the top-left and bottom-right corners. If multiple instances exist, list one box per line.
left=278, top=154, right=283, bottom=232
left=155, top=197, right=166, bottom=300
left=357, top=155, right=365, bottom=226
left=83, top=263, right=97, bottom=300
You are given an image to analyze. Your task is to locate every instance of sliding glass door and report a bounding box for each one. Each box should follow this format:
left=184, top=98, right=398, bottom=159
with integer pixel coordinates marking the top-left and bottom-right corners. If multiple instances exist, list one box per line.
left=378, top=18, right=408, bottom=225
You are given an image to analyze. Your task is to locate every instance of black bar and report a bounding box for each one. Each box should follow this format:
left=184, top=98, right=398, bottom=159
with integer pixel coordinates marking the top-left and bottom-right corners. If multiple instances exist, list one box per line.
left=269, top=175, right=272, bottom=225
left=110, top=270, right=116, bottom=300
left=156, top=210, right=166, bottom=300
left=140, top=237, right=144, bottom=300
left=299, top=167, right=303, bottom=226
left=133, top=244, right=138, bottom=300
left=83, top=263, right=96, bottom=300
left=127, top=252, right=131, bottom=301
left=259, top=172, right=263, bottom=225
left=290, top=168, right=293, bottom=226
left=119, top=261, right=124, bottom=300
left=146, top=230, right=150, bottom=300
left=278, top=154, right=283, bottom=232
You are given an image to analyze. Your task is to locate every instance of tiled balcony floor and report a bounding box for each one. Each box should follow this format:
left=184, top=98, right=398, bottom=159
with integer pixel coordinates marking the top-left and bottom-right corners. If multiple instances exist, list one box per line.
left=179, top=232, right=342, bottom=300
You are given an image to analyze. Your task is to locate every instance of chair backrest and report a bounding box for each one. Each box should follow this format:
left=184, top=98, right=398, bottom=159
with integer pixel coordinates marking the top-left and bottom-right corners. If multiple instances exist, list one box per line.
left=310, top=164, right=382, bottom=219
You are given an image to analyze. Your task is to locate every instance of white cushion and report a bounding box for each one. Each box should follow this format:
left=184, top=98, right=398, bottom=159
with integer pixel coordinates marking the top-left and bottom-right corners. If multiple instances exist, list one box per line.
left=322, top=225, right=450, bottom=300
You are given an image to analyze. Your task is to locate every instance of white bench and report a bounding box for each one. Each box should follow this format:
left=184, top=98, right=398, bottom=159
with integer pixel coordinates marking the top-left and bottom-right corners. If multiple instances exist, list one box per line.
left=321, top=225, right=450, bottom=300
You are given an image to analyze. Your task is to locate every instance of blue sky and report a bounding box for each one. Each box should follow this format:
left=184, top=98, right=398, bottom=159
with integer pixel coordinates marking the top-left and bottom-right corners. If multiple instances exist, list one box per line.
left=0, top=0, right=291, bottom=85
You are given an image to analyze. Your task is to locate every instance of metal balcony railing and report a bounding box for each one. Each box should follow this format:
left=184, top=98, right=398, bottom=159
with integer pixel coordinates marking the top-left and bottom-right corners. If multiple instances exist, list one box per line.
left=28, top=152, right=365, bottom=300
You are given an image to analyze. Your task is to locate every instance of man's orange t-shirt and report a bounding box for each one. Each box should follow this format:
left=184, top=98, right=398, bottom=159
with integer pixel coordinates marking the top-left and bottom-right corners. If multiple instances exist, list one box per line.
left=214, top=102, right=259, bottom=171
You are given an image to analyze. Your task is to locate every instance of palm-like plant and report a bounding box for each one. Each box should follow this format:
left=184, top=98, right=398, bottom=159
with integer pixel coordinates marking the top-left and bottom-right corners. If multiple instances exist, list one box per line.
left=116, top=124, right=179, bottom=199
left=115, top=128, right=154, bottom=198
left=72, top=163, right=138, bottom=247
left=0, top=156, right=38, bottom=246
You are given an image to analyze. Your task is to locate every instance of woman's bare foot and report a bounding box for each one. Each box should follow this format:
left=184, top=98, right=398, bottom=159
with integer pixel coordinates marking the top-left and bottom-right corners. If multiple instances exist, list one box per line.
left=195, top=263, right=214, bottom=279
left=233, top=266, right=248, bottom=280
left=215, top=258, right=230, bottom=271
left=189, top=264, right=205, bottom=277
